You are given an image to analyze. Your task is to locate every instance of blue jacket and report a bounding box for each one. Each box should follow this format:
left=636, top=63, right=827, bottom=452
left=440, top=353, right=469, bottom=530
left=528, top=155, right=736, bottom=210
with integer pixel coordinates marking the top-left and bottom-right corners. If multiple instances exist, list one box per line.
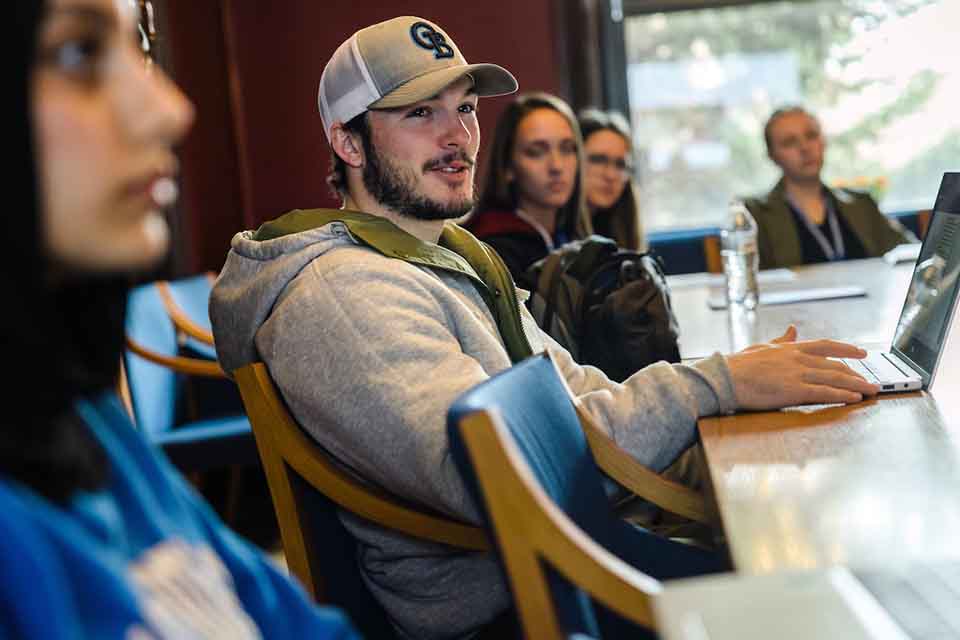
left=0, top=393, right=359, bottom=639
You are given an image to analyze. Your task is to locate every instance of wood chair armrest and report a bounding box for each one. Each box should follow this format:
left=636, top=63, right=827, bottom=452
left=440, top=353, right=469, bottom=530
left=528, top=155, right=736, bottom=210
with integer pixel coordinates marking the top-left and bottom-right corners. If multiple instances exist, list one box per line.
left=576, top=404, right=712, bottom=524
left=156, top=273, right=217, bottom=347
left=126, top=337, right=226, bottom=378
left=234, top=363, right=488, bottom=551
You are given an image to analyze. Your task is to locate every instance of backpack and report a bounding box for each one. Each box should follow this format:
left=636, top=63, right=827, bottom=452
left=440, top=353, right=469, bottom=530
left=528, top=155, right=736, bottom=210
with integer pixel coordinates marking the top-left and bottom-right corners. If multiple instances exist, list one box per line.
left=525, top=235, right=681, bottom=382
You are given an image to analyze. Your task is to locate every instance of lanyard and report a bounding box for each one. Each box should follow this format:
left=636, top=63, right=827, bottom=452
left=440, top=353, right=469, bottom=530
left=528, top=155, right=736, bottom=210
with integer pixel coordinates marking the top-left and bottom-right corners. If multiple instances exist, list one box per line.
left=789, top=194, right=845, bottom=261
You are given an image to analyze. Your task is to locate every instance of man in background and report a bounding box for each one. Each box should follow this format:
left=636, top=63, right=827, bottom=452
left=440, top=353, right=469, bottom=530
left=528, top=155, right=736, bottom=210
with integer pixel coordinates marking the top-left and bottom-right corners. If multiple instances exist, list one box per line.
left=747, top=106, right=915, bottom=269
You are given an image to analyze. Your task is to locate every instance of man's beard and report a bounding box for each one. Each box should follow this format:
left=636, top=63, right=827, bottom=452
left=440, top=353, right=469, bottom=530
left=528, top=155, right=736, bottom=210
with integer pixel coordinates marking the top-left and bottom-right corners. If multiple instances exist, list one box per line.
left=362, top=139, right=477, bottom=221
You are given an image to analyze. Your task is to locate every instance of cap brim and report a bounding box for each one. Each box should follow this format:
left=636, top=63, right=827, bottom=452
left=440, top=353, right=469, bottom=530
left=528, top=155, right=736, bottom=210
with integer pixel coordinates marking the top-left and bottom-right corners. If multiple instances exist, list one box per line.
left=370, top=63, right=518, bottom=109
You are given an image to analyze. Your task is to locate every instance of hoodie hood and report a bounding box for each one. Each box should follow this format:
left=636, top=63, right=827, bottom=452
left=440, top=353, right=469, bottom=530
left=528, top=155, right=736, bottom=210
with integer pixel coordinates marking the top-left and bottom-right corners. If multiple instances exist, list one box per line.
left=210, top=218, right=352, bottom=374
left=210, top=208, right=534, bottom=374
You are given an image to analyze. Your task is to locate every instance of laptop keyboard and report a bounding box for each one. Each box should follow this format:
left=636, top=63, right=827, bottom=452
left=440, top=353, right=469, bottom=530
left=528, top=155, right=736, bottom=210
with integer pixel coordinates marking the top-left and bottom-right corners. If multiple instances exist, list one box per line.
left=843, top=353, right=910, bottom=385
left=855, top=561, right=960, bottom=639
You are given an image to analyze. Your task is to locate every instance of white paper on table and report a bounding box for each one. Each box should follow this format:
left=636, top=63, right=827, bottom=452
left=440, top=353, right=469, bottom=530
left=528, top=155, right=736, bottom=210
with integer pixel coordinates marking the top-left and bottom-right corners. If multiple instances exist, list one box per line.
left=667, top=268, right=796, bottom=290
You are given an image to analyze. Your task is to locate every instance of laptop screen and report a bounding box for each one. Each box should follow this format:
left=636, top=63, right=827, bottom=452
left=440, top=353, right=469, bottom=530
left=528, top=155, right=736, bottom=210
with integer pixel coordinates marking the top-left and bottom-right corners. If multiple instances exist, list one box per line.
left=892, top=173, right=960, bottom=381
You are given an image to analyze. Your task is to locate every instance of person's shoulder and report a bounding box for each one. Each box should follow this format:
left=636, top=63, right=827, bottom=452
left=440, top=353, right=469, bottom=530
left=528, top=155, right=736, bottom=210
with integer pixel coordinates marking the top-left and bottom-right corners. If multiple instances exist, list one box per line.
left=302, top=242, right=400, bottom=281
left=465, top=209, right=536, bottom=238
left=743, top=185, right=782, bottom=210
left=298, top=244, right=435, bottom=298
left=74, top=392, right=151, bottom=453
left=833, top=186, right=879, bottom=208
left=0, top=479, right=35, bottom=525
left=0, top=479, right=72, bottom=635
left=0, top=478, right=57, bottom=569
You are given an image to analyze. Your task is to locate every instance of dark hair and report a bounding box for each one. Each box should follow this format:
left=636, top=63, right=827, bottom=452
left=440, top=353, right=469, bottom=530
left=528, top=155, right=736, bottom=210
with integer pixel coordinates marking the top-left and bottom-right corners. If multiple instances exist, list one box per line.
left=763, top=105, right=817, bottom=156
left=477, top=92, right=591, bottom=239
left=578, top=108, right=644, bottom=251
left=326, top=112, right=370, bottom=202
left=8, top=0, right=127, bottom=503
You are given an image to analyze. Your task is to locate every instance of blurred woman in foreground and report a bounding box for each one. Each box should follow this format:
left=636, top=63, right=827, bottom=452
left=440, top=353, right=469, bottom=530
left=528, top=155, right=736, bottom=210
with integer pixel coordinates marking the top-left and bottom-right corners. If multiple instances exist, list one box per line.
left=4, top=0, right=357, bottom=637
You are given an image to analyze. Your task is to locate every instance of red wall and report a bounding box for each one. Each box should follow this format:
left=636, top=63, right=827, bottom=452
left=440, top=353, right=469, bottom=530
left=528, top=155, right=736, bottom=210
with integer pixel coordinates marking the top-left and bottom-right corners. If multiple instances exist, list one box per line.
left=167, top=1, right=564, bottom=272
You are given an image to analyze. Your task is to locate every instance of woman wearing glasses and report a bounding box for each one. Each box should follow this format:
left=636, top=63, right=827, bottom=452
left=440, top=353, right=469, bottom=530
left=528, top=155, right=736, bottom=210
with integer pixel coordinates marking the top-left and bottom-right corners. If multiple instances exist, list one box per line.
left=578, top=108, right=646, bottom=252
left=466, top=92, right=592, bottom=289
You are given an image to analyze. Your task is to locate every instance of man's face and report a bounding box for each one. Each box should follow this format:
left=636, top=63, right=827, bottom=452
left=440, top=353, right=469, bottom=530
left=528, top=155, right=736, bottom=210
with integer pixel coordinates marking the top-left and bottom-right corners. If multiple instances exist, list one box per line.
left=768, top=111, right=825, bottom=183
left=362, top=76, right=480, bottom=220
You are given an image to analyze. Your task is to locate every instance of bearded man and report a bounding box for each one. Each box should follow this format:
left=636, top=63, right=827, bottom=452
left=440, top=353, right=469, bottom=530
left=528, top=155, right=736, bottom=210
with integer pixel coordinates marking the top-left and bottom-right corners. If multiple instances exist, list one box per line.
left=211, top=18, right=878, bottom=640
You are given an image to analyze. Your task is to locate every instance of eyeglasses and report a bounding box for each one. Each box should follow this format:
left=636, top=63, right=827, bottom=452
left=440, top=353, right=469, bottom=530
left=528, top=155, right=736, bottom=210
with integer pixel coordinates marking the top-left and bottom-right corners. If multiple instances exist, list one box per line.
left=586, top=153, right=633, bottom=176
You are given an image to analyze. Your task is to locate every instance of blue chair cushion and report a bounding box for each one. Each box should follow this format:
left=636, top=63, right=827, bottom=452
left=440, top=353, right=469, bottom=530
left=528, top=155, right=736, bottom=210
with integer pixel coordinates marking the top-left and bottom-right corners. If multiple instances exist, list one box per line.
left=648, top=228, right=719, bottom=275
left=151, top=416, right=257, bottom=471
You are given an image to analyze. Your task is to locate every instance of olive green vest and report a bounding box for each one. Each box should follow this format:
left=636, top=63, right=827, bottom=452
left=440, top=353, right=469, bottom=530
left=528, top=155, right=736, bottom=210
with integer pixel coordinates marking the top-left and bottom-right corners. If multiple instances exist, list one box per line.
left=254, top=208, right=534, bottom=364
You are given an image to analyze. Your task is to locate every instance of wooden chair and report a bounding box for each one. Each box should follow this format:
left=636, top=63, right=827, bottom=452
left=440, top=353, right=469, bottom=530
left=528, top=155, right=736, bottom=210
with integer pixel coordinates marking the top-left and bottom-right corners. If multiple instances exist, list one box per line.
left=703, top=235, right=723, bottom=274
left=577, top=402, right=711, bottom=525
left=233, top=362, right=488, bottom=638
left=124, top=275, right=256, bottom=471
left=917, top=209, right=932, bottom=240
left=156, top=271, right=217, bottom=347
left=447, top=353, right=726, bottom=639
left=125, top=272, right=221, bottom=376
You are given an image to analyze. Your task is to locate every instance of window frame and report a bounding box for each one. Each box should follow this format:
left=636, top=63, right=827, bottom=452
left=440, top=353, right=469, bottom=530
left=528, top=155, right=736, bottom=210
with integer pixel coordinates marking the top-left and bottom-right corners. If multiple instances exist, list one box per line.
left=599, top=0, right=930, bottom=239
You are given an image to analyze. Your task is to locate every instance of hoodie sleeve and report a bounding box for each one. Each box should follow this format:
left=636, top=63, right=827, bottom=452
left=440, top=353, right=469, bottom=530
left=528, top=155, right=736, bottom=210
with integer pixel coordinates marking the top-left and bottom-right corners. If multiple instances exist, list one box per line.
left=253, top=247, right=737, bottom=523
left=254, top=254, right=502, bottom=523
left=548, top=338, right=737, bottom=472
left=506, top=297, right=737, bottom=473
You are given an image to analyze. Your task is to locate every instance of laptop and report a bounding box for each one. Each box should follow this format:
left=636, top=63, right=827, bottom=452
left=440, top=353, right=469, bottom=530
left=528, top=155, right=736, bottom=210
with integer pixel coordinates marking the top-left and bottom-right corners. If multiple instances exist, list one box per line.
left=655, top=174, right=960, bottom=640
left=840, top=172, right=960, bottom=393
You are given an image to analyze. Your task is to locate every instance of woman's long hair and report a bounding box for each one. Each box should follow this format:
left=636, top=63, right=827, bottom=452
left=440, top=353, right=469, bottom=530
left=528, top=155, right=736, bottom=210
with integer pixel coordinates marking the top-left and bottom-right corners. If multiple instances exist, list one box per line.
left=8, top=0, right=128, bottom=503
left=477, top=92, right=592, bottom=239
left=578, top=108, right=645, bottom=251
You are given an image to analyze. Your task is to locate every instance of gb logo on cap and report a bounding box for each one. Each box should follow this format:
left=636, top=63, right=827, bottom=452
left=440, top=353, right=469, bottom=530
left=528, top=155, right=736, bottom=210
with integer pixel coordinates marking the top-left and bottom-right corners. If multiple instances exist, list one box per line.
left=410, top=21, right=455, bottom=59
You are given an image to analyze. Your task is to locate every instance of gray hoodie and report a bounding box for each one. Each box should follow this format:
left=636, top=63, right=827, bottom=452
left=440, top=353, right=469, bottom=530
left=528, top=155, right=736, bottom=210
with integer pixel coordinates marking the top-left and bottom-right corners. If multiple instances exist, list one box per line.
left=210, top=218, right=737, bottom=639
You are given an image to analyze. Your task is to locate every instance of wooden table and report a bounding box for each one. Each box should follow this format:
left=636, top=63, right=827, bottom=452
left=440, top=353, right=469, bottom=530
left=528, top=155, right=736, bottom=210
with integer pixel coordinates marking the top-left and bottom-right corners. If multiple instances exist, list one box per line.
left=678, top=258, right=960, bottom=574
left=670, top=258, right=916, bottom=358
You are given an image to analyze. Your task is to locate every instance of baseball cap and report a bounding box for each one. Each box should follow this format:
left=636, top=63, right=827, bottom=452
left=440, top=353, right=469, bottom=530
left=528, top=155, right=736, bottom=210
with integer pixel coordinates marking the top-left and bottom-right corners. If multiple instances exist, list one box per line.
left=318, top=16, right=518, bottom=140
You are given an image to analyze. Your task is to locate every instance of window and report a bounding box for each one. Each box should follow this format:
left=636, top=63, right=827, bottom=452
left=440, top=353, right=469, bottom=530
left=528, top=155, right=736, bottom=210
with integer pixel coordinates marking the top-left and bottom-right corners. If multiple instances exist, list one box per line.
left=624, top=0, right=960, bottom=231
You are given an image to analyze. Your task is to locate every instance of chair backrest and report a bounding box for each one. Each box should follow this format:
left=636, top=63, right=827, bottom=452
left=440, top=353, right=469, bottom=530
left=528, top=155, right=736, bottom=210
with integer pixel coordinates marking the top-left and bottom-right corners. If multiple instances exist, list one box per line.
left=703, top=235, right=723, bottom=273
left=917, top=209, right=932, bottom=240
left=232, top=362, right=488, bottom=637
left=156, top=272, right=217, bottom=357
left=124, top=275, right=224, bottom=436
left=447, top=353, right=666, bottom=639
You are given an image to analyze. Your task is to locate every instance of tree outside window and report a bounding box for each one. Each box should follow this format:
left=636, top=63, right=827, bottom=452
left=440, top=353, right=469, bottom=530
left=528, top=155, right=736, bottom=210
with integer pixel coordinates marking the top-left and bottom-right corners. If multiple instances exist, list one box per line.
left=625, top=0, right=960, bottom=230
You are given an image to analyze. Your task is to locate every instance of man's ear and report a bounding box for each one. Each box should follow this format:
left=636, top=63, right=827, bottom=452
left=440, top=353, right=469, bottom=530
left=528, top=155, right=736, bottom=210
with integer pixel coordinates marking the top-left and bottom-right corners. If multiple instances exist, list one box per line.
left=330, top=122, right=365, bottom=168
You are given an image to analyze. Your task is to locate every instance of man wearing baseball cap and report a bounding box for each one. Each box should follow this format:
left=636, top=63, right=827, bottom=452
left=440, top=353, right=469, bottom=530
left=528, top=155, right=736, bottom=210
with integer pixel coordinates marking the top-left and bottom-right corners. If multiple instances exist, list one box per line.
left=210, top=16, right=878, bottom=639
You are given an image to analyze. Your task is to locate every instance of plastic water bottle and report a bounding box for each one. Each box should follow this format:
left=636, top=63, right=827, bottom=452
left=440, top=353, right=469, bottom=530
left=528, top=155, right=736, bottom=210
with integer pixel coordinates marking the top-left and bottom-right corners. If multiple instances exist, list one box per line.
left=720, top=200, right=759, bottom=310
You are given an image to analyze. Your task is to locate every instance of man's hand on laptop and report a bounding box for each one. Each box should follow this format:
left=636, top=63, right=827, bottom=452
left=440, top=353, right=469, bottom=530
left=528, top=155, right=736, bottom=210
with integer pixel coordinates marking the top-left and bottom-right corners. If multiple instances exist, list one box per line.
left=726, top=325, right=880, bottom=410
